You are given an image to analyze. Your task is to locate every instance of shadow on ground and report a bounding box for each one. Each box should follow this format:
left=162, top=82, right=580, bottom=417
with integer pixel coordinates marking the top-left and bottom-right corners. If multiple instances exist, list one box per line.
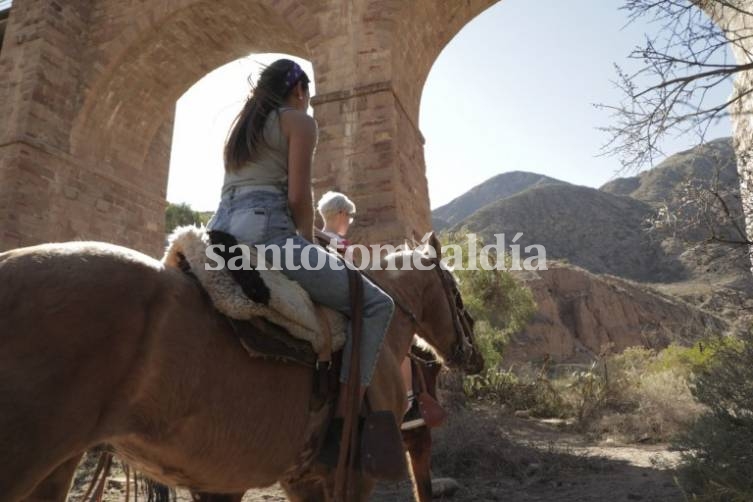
left=68, top=406, right=684, bottom=502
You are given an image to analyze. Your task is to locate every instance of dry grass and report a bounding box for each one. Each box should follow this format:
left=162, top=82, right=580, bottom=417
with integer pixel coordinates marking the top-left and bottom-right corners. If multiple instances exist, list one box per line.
left=587, top=368, right=703, bottom=442
left=465, top=344, right=716, bottom=443
left=431, top=407, right=610, bottom=482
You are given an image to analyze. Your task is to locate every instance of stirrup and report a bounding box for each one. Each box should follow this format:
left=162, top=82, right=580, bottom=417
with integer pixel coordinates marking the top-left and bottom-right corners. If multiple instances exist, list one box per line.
left=401, top=395, right=426, bottom=431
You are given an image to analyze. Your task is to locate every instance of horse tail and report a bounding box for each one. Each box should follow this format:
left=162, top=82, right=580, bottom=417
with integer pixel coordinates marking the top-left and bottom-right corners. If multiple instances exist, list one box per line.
left=141, top=478, right=175, bottom=502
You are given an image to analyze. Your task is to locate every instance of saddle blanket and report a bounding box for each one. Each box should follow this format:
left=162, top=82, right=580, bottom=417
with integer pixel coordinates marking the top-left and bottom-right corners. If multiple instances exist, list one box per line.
left=162, top=226, right=346, bottom=353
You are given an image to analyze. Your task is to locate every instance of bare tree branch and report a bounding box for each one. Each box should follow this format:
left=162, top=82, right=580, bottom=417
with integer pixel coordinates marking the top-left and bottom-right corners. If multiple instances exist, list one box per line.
left=598, top=0, right=753, bottom=173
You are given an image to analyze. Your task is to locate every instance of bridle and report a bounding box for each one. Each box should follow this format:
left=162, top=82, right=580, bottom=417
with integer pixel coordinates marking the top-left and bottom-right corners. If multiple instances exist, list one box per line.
left=362, top=257, right=476, bottom=368
left=429, top=258, right=477, bottom=367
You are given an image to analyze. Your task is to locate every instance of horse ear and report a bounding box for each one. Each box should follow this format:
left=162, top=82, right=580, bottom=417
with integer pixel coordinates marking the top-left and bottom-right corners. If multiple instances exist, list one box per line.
left=425, top=232, right=442, bottom=261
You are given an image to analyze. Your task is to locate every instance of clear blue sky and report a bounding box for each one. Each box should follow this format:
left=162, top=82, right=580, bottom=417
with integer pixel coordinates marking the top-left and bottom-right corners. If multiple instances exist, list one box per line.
left=168, top=0, right=732, bottom=211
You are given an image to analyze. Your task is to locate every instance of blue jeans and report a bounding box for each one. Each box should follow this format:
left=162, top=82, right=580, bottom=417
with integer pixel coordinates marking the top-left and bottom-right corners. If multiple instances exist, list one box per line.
left=207, top=187, right=394, bottom=385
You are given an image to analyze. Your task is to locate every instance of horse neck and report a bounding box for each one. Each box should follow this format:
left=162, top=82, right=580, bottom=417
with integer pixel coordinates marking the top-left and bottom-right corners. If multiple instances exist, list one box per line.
left=367, top=265, right=427, bottom=358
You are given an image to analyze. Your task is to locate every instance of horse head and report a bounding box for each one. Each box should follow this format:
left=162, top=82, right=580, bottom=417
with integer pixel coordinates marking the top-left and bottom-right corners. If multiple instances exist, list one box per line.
left=409, top=233, right=484, bottom=375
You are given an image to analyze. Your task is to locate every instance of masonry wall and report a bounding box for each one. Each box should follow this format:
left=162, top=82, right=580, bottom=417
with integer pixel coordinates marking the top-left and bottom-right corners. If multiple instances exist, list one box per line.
left=1, top=0, right=751, bottom=260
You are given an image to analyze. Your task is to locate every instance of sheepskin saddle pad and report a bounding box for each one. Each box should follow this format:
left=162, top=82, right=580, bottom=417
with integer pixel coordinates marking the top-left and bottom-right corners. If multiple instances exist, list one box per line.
left=162, top=226, right=347, bottom=363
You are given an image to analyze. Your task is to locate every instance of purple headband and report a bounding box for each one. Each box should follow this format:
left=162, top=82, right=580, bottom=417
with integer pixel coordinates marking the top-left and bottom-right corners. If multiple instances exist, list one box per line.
left=284, top=63, right=304, bottom=90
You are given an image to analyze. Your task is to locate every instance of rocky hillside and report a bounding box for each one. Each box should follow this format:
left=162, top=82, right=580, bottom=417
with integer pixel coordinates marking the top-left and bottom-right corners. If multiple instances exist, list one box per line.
left=505, top=264, right=729, bottom=364
left=601, top=138, right=745, bottom=243
left=599, top=138, right=752, bottom=328
left=445, top=138, right=747, bottom=284
left=449, top=183, right=685, bottom=283
left=432, top=171, right=565, bottom=230
left=601, top=138, right=738, bottom=206
left=434, top=138, right=751, bottom=363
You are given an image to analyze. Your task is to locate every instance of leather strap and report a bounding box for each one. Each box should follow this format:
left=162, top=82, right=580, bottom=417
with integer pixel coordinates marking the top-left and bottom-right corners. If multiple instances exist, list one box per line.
left=313, top=305, right=333, bottom=365
left=334, top=266, right=364, bottom=501
left=413, top=357, right=428, bottom=395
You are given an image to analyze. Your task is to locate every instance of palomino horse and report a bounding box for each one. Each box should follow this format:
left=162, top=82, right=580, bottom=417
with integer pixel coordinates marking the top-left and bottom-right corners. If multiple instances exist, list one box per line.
left=0, top=233, right=482, bottom=501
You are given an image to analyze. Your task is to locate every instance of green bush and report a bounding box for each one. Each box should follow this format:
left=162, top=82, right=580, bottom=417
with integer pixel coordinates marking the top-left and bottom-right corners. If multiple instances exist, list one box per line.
left=676, top=330, right=753, bottom=501
left=567, top=361, right=610, bottom=423
left=464, top=366, right=570, bottom=418
left=471, top=320, right=508, bottom=370
left=565, top=346, right=704, bottom=440
left=439, top=232, right=543, bottom=412
left=440, top=232, right=537, bottom=367
left=652, top=338, right=736, bottom=377
left=165, top=202, right=209, bottom=234
left=463, top=343, right=709, bottom=438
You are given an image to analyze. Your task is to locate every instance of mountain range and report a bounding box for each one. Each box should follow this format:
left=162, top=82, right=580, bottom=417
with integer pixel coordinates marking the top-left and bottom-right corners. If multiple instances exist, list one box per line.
left=434, top=137, right=751, bottom=362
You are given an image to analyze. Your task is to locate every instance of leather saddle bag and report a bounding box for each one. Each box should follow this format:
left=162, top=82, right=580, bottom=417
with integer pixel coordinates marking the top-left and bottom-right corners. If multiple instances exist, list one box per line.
left=417, top=391, right=448, bottom=428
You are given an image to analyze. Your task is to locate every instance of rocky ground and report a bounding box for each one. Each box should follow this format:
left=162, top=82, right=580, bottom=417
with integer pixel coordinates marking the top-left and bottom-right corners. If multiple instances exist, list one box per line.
left=69, top=411, right=685, bottom=502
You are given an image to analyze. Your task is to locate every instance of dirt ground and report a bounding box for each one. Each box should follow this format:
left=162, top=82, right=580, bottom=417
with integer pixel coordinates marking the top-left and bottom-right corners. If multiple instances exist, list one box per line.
left=70, top=411, right=685, bottom=502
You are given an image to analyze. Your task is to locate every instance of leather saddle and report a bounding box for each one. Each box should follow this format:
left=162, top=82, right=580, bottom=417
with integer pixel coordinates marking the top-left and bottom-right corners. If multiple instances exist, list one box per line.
left=175, top=230, right=335, bottom=368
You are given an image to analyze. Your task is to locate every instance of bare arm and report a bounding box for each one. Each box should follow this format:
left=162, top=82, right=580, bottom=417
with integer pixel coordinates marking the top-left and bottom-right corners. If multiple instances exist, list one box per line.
left=282, top=111, right=318, bottom=242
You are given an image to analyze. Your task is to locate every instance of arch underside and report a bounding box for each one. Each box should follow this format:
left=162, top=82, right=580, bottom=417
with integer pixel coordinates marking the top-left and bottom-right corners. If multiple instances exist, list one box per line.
left=72, top=0, right=311, bottom=201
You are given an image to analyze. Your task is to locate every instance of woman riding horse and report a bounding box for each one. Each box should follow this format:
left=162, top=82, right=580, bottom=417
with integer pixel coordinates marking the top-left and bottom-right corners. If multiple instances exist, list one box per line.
left=0, top=59, right=483, bottom=502
left=206, top=60, right=394, bottom=436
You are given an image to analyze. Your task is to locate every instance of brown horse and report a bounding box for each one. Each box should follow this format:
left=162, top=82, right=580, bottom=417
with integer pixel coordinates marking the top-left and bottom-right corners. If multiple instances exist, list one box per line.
left=401, top=349, right=444, bottom=502
left=0, top=233, right=482, bottom=502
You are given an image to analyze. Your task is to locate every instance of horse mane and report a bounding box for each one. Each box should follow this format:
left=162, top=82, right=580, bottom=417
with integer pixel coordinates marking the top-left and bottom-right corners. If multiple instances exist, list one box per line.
left=379, top=240, right=457, bottom=270
left=411, top=335, right=442, bottom=364
left=380, top=244, right=445, bottom=272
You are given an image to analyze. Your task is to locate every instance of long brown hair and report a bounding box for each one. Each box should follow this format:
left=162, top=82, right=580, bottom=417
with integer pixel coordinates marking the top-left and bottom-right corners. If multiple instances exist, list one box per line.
left=224, top=59, right=311, bottom=172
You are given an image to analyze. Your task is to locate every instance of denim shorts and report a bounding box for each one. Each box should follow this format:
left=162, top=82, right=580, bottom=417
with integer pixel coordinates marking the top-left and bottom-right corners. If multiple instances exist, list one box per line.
left=207, top=187, right=296, bottom=245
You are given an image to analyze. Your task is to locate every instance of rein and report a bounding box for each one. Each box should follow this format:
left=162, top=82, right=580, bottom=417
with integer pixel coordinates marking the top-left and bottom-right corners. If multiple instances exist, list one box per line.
left=357, top=270, right=424, bottom=335
left=359, top=257, right=474, bottom=367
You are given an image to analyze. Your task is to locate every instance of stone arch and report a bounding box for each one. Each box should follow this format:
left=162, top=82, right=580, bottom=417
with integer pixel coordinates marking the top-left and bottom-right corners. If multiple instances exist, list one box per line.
left=305, top=1, right=500, bottom=244
left=368, top=0, right=499, bottom=241
left=71, top=0, right=314, bottom=202
left=0, top=0, right=320, bottom=255
left=391, top=0, right=497, bottom=121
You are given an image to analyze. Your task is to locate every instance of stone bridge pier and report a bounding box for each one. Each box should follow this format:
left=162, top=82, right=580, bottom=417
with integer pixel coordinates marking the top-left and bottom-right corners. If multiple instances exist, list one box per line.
left=0, top=0, right=496, bottom=255
left=0, top=0, right=751, bottom=257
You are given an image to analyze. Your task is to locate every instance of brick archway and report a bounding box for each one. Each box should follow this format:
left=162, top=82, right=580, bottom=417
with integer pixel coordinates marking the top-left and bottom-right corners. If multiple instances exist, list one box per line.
left=70, top=1, right=312, bottom=178
left=0, top=0, right=315, bottom=255
left=0, top=0, right=751, bottom=256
